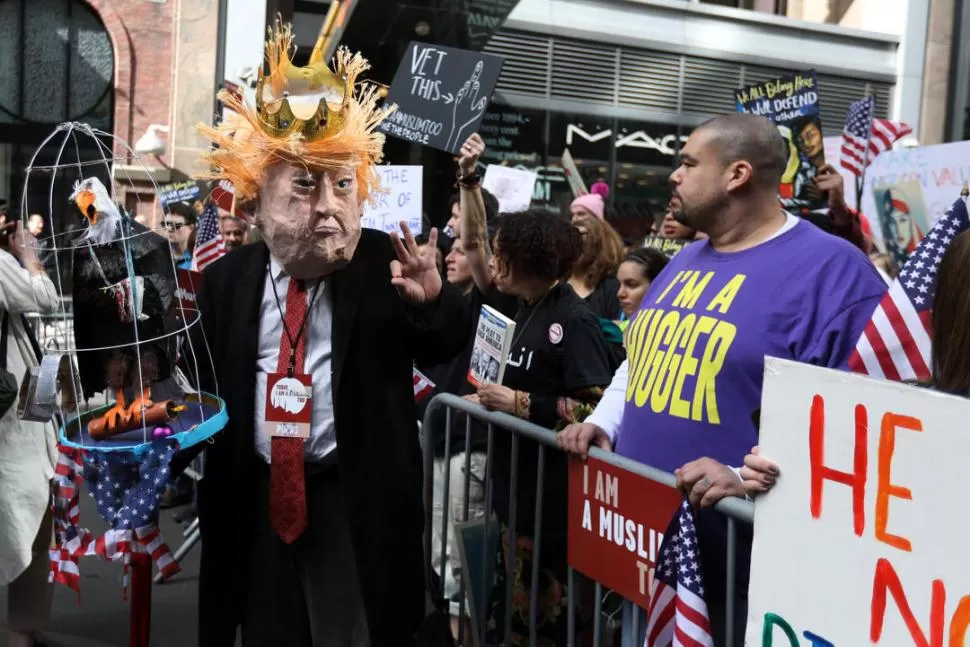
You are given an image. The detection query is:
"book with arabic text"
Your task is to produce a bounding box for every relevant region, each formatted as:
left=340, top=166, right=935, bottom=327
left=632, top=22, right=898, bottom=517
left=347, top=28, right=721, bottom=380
left=468, top=305, right=516, bottom=389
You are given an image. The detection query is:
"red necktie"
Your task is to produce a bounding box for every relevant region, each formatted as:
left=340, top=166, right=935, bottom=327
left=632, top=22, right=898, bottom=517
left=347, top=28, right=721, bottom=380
left=269, top=277, right=309, bottom=544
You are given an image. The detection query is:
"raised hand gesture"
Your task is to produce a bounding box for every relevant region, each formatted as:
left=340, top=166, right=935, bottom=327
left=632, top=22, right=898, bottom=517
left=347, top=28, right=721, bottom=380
left=447, top=61, right=488, bottom=152
left=458, top=134, right=485, bottom=177
left=389, top=222, right=443, bottom=305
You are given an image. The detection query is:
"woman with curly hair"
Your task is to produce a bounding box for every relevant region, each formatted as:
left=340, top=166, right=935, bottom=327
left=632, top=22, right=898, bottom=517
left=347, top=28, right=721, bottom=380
left=458, top=141, right=616, bottom=645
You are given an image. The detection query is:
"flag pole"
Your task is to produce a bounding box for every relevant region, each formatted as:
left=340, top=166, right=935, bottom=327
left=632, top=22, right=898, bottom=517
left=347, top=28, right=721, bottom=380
left=855, top=95, right=875, bottom=213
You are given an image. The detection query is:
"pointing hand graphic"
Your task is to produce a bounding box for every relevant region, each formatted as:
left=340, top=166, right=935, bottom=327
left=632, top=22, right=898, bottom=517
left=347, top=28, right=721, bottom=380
left=447, top=61, right=488, bottom=152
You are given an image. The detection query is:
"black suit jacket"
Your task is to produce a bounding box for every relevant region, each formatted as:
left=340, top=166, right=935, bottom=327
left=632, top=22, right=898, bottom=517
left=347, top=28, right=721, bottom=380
left=188, top=231, right=469, bottom=646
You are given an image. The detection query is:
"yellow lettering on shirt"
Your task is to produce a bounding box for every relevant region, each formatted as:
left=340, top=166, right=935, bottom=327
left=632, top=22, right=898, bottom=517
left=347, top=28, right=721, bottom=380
left=669, top=315, right=717, bottom=419
left=624, top=271, right=746, bottom=424
left=654, top=271, right=685, bottom=305
left=691, top=321, right=736, bottom=424
left=650, top=314, right=696, bottom=413
left=627, top=308, right=652, bottom=363
left=705, top=274, right=747, bottom=314
left=634, top=311, right=679, bottom=407
left=671, top=271, right=714, bottom=310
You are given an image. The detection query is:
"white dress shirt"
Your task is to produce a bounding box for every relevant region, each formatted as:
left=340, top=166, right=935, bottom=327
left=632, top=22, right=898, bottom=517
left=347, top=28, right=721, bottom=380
left=253, top=259, right=336, bottom=464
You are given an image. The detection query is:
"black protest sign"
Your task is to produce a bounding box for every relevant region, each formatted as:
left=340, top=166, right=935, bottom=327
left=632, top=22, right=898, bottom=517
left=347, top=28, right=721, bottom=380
left=736, top=70, right=826, bottom=212
left=642, top=235, right=692, bottom=258
left=158, top=180, right=206, bottom=208
left=379, top=42, right=504, bottom=154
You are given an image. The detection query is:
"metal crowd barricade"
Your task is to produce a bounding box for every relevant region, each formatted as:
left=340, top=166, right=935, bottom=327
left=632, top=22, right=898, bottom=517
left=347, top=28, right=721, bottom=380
left=23, top=296, right=75, bottom=352
left=422, top=393, right=755, bottom=647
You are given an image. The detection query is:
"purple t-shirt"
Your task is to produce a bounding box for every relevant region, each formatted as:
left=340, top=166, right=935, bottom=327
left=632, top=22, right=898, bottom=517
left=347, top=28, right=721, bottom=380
left=616, top=221, right=886, bottom=473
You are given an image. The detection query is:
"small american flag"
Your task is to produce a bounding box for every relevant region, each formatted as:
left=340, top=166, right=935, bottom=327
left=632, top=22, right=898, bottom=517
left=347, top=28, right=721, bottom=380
left=849, top=197, right=970, bottom=381
left=193, top=200, right=226, bottom=271
left=644, top=498, right=713, bottom=647
left=413, top=367, right=435, bottom=403
left=840, top=97, right=913, bottom=177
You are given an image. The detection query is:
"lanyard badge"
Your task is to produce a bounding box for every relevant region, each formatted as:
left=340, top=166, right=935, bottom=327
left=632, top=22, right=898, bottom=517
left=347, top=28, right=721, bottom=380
left=265, top=372, right=312, bottom=439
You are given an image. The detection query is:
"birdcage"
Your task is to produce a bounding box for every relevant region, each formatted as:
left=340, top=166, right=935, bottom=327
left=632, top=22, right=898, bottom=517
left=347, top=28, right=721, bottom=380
left=17, top=121, right=227, bottom=591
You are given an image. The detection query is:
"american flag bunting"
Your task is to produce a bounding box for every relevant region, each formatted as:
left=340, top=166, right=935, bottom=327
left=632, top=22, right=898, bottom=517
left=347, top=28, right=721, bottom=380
left=50, top=441, right=182, bottom=594
left=849, top=197, right=970, bottom=381
left=644, top=498, right=713, bottom=647
left=840, top=97, right=912, bottom=177
left=193, top=200, right=227, bottom=271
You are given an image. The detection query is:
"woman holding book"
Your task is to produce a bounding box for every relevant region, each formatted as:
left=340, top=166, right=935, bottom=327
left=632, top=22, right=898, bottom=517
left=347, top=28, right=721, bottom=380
left=458, top=134, right=617, bottom=645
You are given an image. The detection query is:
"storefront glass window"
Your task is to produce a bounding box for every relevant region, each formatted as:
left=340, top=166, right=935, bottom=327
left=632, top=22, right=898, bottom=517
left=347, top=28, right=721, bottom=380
left=0, top=0, right=114, bottom=289
left=478, top=104, right=553, bottom=208
left=473, top=102, right=700, bottom=239
left=547, top=111, right=613, bottom=213
left=612, top=120, right=687, bottom=233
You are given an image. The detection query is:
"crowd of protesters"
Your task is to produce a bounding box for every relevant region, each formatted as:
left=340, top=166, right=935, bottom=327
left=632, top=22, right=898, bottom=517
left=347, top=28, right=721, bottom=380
left=0, top=106, right=964, bottom=647
left=414, top=116, right=939, bottom=646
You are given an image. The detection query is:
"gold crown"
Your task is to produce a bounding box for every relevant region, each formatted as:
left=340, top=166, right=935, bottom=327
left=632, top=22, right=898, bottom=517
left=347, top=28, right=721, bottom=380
left=253, top=16, right=354, bottom=141
left=198, top=14, right=393, bottom=203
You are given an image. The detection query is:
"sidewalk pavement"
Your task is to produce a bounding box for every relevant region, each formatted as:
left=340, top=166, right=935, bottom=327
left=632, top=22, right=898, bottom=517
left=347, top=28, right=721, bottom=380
left=0, top=493, right=200, bottom=647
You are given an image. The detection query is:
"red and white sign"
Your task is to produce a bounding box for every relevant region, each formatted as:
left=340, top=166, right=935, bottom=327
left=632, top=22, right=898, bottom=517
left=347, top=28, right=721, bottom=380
left=210, top=179, right=244, bottom=218
left=264, top=372, right=312, bottom=439
left=567, top=456, right=681, bottom=609
left=174, top=269, right=201, bottom=316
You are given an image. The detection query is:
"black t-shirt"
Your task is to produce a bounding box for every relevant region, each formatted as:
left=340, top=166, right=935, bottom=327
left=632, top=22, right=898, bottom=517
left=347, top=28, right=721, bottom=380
left=582, top=276, right=621, bottom=321
left=493, top=282, right=614, bottom=539
left=502, top=282, right=613, bottom=423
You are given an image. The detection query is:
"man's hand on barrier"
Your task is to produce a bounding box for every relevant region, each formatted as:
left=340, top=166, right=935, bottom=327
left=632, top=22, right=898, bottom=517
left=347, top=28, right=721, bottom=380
left=739, top=446, right=779, bottom=496
left=556, top=423, right=612, bottom=460
left=462, top=394, right=481, bottom=405
left=675, top=458, right=746, bottom=509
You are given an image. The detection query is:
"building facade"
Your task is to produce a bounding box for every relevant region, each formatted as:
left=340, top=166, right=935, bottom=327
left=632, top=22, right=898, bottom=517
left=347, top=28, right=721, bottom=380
left=0, top=0, right=949, bottom=241
left=0, top=0, right=221, bottom=239
left=473, top=0, right=934, bottom=235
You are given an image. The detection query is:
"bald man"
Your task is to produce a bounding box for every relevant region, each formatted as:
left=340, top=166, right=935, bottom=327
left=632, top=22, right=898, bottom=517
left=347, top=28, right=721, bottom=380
left=220, top=215, right=248, bottom=251
left=559, top=113, right=886, bottom=645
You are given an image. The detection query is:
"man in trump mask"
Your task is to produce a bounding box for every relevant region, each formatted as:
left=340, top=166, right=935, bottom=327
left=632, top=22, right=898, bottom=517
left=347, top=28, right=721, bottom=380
left=185, top=19, right=468, bottom=646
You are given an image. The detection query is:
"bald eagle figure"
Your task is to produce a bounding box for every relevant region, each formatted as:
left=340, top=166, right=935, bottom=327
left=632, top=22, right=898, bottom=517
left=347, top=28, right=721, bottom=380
left=70, top=176, right=180, bottom=427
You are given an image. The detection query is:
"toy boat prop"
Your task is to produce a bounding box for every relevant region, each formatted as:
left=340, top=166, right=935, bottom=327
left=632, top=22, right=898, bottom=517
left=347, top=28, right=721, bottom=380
left=60, top=391, right=227, bottom=457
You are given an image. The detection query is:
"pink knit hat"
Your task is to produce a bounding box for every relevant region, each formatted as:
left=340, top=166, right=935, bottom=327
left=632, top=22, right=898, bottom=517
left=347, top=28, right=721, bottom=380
left=570, top=182, right=610, bottom=220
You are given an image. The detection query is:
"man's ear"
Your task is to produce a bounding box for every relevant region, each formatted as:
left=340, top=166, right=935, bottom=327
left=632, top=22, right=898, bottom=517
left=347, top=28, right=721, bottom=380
left=725, top=160, right=755, bottom=193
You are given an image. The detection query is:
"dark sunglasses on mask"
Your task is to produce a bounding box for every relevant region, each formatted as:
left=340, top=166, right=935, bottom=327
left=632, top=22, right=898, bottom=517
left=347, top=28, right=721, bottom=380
left=162, top=221, right=185, bottom=231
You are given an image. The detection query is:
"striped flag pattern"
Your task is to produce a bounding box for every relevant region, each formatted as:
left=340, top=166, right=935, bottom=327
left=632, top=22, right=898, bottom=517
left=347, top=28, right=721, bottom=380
left=50, top=443, right=181, bottom=594
left=413, top=367, right=435, bottom=403
left=644, top=498, right=713, bottom=647
left=840, top=96, right=913, bottom=177
left=193, top=200, right=227, bottom=271
left=849, top=197, right=970, bottom=381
